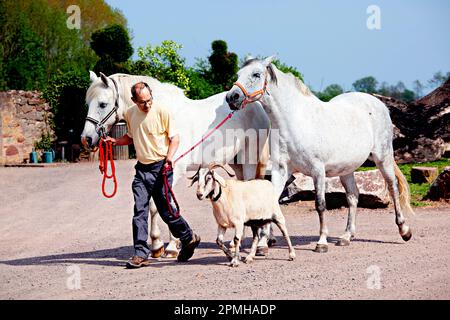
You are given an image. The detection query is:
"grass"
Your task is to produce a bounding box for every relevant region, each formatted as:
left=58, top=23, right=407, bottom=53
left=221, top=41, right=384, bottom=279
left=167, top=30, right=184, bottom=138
left=358, top=158, right=450, bottom=207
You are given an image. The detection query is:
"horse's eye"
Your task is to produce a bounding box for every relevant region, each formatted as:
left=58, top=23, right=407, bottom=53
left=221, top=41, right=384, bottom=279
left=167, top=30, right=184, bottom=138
left=253, top=73, right=261, bottom=78
left=99, top=102, right=107, bottom=109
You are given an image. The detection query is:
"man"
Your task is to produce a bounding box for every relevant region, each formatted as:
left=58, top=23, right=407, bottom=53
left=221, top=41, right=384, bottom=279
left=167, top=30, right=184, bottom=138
left=106, top=82, right=200, bottom=268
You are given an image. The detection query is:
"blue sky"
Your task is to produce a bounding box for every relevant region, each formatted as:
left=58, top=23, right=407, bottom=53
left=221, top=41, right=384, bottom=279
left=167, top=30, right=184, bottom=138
left=105, top=0, right=450, bottom=93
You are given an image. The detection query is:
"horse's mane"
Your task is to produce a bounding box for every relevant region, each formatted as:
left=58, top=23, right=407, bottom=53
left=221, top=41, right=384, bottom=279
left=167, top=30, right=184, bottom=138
left=86, top=73, right=187, bottom=103
left=243, top=58, right=314, bottom=98
left=271, top=64, right=313, bottom=97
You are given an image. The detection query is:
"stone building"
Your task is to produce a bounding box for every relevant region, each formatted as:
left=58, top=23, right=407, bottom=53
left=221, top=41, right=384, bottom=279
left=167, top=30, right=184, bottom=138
left=0, top=90, right=54, bottom=165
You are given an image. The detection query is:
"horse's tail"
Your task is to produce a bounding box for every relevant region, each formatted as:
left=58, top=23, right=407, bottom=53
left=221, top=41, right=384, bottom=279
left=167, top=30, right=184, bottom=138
left=394, top=162, right=415, bottom=216
left=255, top=134, right=270, bottom=179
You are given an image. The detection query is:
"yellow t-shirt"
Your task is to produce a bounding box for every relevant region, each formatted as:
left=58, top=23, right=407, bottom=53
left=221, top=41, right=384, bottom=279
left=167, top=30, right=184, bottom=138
left=124, top=103, right=178, bottom=164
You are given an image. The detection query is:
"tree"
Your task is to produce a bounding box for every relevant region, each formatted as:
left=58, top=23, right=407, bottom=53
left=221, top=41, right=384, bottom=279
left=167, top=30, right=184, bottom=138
left=208, top=40, right=238, bottom=90
left=317, top=84, right=344, bottom=102
left=412, top=80, right=425, bottom=99
left=130, top=40, right=190, bottom=92
left=43, top=71, right=91, bottom=145
left=428, top=71, right=450, bottom=88
left=2, top=11, right=46, bottom=90
left=352, top=76, right=378, bottom=93
left=91, top=24, right=133, bottom=75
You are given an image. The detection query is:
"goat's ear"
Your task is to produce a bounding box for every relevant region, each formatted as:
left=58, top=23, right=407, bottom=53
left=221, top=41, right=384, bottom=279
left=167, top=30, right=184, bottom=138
left=212, top=170, right=227, bottom=187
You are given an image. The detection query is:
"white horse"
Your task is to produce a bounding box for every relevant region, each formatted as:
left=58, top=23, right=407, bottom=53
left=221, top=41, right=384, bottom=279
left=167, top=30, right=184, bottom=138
left=81, top=71, right=270, bottom=257
left=226, top=56, right=414, bottom=253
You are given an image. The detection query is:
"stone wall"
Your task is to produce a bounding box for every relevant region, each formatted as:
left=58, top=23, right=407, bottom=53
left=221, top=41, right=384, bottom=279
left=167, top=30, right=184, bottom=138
left=0, top=90, right=53, bottom=165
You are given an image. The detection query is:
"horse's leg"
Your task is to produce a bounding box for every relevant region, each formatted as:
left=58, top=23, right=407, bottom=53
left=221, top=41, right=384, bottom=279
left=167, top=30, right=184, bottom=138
left=149, top=199, right=165, bottom=258
left=337, top=173, right=359, bottom=246
left=313, top=168, right=329, bottom=253
left=374, top=155, right=412, bottom=241
left=256, top=162, right=289, bottom=255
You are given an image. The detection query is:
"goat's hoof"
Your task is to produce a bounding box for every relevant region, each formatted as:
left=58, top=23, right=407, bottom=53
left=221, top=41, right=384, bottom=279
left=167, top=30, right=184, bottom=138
left=244, top=257, right=254, bottom=264
left=255, top=246, right=268, bottom=256
left=314, top=244, right=328, bottom=253
left=230, top=260, right=240, bottom=267
left=288, top=253, right=296, bottom=261
left=336, top=238, right=351, bottom=247
left=268, top=238, right=277, bottom=247
left=161, top=250, right=179, bottom=259
left=151, top=246, right=165, bottom=258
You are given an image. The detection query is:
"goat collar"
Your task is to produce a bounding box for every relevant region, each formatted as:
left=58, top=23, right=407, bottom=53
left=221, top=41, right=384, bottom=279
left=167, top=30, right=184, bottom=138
left=211, top=185, right=222, bottom=202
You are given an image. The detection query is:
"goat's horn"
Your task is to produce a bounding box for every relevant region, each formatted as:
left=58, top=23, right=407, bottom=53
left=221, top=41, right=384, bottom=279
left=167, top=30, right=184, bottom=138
left=187, top=165, right=201, bottom=180
left=208, top=162, right=236, bottom=177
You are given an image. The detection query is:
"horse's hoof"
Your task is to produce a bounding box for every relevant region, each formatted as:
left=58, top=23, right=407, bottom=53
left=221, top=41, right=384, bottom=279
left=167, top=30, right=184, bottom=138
left=255, top=246, right=268, bottom=256
left=314, top=244, right=328, bottom=253
left=401, top=229, right=412, bottom=242
left=268, top=238, right=277, bottom=247
left=162, top=250, right=179, bottom=259
left=151, top=246, right=165, bottom=258
left=336, top=238, right=351, bottom=247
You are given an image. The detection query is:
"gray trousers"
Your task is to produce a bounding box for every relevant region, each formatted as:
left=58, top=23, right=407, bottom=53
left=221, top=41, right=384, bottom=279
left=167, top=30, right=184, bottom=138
left=132, top=160, right=193, bottom=258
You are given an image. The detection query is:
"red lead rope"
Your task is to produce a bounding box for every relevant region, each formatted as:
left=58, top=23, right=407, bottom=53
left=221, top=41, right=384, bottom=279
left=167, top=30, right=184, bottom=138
left=98, top=138, right=117, bottom=198
left=98, top=111, right=236, bottom=216
left=162, top=110, right=236, bottom=217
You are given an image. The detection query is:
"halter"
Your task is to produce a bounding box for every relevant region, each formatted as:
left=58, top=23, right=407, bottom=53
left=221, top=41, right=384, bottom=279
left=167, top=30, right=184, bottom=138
left=233, top=71, right=269, bottom=109
left=85, top=77, right=121, bottom=139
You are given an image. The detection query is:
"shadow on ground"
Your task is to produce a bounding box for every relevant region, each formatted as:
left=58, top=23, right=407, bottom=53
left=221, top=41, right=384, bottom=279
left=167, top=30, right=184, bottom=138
left=0, top=235, right=402, bottom=268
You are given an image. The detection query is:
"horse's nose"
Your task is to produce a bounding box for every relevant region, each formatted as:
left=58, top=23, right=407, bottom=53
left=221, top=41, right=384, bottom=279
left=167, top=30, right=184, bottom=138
left=86, top=136, right=93, bottom=148
left=226, top=91, right=241, bottom=104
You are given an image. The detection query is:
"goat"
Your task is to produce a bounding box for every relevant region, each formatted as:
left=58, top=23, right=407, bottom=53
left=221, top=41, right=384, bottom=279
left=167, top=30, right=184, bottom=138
left=189, top=163, right=296, bottom=267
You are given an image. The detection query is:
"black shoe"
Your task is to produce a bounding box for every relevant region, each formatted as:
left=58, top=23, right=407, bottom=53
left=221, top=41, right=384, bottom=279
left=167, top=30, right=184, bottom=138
left=126, top=255, right=151, bottom=269
left=177, top=234, right=201, bottom=262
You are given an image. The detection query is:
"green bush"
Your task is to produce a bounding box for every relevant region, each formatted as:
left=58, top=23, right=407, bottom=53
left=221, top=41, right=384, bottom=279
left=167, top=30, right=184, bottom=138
left=34, top=133, right=53, bottom=151
left=43, top=71, right=91, bottom=144
left=131, top=40, right=190, bottom=92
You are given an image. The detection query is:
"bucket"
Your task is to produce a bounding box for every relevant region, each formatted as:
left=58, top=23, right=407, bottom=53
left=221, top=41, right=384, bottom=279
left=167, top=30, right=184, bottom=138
left=30, top=151, right=38, bottom=163
left=43, top=151, right=53, bottom=163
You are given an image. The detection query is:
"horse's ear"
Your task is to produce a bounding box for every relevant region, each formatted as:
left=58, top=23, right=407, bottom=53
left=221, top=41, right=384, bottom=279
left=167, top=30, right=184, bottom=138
left=99, top=72, right=110, bottom=87
left=263, top=55, right=277, bottom=66
left=245, top=55, right=255, bottom=62
left=89, top=71, right=98, bottom=83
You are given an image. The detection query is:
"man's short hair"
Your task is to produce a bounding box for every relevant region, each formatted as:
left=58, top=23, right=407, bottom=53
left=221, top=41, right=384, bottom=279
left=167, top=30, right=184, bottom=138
left=131, top=82, right=152, bottom=99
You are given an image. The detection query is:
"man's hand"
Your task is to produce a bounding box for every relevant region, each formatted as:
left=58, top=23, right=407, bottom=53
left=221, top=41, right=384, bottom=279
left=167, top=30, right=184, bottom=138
left=104, top=136, right=116, bottom=145
left=164, top=158, right=173, bottom=169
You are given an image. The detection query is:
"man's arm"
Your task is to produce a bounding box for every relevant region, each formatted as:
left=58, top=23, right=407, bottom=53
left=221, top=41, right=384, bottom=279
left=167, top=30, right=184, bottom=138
left=165, top=134, right=180, bottom=167
left=105, top=134, right=133, bottom=146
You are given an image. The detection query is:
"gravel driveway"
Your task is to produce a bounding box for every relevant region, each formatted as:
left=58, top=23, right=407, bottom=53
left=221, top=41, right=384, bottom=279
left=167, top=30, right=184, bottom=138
left=0, top=161, right=449, bottom=299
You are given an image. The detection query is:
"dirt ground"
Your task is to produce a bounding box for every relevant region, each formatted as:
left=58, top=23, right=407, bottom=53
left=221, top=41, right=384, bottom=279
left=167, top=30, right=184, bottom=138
left=0, top=160, right=449, bottom=300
